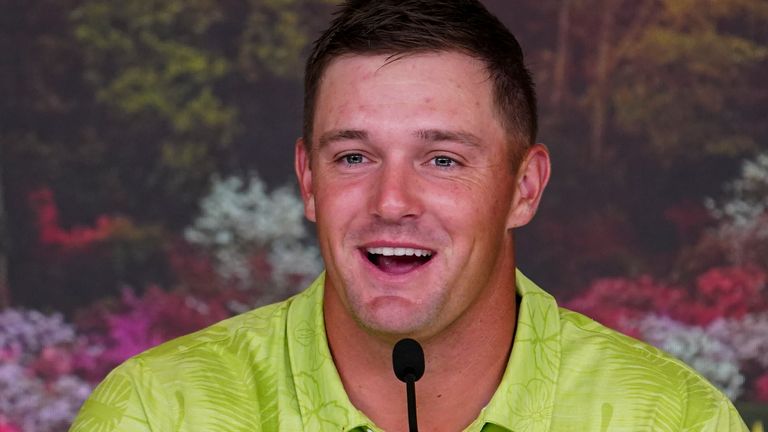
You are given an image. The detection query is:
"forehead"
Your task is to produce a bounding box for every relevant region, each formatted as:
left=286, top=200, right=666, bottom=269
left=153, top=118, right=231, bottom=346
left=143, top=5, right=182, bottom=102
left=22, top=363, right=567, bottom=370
left=312, top=51, right=502, bottom=142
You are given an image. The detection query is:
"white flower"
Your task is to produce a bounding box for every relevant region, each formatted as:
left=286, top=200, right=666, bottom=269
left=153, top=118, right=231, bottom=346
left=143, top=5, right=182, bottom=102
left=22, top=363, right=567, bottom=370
left=705, top=151, right=768, bottom=264
left=708, top=312, right=768, bottom=368
left=185, top=173, right=322, bottom=300
left=0, top=316, right=92, bottom=432
left=707, top=151, right=768, bottom=227
left=636, top=314, right=744, bottom=400
left=0, top=309, right=76, bottom=364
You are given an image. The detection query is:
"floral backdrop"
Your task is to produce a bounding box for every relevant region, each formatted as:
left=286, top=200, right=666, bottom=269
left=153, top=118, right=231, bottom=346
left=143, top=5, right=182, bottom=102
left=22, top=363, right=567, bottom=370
left=1, top=0, right=767, bottom=430
left=0, top=174, right=322, bottom=431
left=2, top=156, right=768, bottom=430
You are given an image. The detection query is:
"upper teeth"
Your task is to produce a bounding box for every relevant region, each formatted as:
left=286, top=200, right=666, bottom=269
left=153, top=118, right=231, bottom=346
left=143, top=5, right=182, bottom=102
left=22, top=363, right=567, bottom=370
left=367, top=247, right=432, bottom=257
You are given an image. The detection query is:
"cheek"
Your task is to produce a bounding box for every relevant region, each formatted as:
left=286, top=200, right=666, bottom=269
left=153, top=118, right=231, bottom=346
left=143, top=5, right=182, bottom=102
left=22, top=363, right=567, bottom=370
left=427, top=181, right=500, bottom=223
left=314, top=178, right=369, bottom=226
left=428, top=187, right=513, bottom=264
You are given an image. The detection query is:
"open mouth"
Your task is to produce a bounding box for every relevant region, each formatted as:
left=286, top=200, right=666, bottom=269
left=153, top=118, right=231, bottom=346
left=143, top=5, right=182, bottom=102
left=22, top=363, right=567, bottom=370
left=364, top=247, right=434, bottom=275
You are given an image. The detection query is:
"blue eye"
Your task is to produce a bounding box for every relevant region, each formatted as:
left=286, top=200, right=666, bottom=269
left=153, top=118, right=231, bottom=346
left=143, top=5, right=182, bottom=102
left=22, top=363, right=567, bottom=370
left=433, top=156, right=456, bottom=168
left=342, top=154, right=364, bottom=165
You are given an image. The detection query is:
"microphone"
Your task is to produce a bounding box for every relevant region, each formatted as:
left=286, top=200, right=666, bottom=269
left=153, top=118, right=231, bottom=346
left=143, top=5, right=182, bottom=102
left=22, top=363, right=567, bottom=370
left=392, top=338, right=425, bottom=432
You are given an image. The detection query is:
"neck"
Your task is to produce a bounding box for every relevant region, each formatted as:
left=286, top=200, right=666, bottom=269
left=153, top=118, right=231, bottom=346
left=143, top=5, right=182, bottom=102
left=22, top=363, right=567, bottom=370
left=324, top=267, right=517, bottom=431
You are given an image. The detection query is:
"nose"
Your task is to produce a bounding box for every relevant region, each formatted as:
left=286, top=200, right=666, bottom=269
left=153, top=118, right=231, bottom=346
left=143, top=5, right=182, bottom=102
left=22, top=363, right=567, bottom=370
left=371, top=161, right=422, bottom=222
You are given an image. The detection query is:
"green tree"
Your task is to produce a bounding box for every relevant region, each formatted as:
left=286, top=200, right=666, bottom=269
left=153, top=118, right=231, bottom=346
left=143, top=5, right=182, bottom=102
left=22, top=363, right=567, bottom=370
left=612, top=0, right=768, bottom=161
left=511, top=0, right=768, bottom=294
left=1, top=0, right=333, bottom=310
left=70, top=0, right=333, bottom=225
left=525, top=0, right=767, bottom=164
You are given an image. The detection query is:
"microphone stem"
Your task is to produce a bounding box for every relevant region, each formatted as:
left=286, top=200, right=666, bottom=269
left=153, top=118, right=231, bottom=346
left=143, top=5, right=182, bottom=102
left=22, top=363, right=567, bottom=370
left=406, top=377, right=418, bottom=432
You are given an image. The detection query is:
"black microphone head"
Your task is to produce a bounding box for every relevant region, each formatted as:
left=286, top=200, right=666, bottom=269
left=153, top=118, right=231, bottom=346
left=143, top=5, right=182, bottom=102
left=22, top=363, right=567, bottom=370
left=392, top=338, right=425, bottom=382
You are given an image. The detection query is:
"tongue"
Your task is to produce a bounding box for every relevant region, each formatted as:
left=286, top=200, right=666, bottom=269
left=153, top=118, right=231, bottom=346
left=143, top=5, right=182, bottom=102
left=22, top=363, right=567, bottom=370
left=377, top=255, right=425, bottom=275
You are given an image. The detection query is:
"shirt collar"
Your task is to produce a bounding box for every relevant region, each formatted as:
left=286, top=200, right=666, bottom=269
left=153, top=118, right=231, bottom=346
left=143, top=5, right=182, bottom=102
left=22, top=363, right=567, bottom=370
left=476, top=269, right=562, bottom=432
left=287, top=273, right=375, bottom=431
left=286, top=270, right=561, bottom=432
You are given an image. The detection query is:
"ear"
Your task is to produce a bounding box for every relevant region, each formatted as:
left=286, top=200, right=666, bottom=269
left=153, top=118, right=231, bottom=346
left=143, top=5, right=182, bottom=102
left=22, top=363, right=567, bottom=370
left=506, top=143, right=551, bottom=229
left=295, top=138, right=316, bottom=222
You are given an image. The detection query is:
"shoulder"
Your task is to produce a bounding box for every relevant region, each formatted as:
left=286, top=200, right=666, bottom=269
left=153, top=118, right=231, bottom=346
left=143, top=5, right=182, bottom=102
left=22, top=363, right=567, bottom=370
left=553, top=307, right=747, bottom=431
left=556, top=306, right=723, bottom=399
left=138, top=298, right=293, bottom=365
left=71, top=295, right=304, bottom=431
left=557, top=306, right=711, bottom=387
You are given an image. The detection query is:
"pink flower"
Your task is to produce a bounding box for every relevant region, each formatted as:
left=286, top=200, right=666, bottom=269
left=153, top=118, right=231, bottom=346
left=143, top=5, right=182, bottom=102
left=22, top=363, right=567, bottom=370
left=565, top=276, right=688, bottom=335
left=31, top=346, right=74, bottom=381
left=755, top=373, right=768, bottom=402
left=73, top=285, right=238, bottom=382
left=0, top=417, right=21, bottom=432
left=0, top=345, right=21, bottom=362
left=692, top=266, right=766, bottom=324
left=27, top=187, right=119, bottom=251
left=567, top=265, right=768, bottom=331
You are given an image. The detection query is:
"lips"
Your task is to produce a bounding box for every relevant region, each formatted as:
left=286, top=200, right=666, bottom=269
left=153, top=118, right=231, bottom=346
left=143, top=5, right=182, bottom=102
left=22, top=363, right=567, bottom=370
left=364, top=246, right=434, bottom=275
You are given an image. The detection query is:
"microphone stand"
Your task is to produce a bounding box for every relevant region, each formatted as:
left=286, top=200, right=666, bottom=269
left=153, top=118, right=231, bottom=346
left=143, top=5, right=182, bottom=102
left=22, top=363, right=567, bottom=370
left=405, top=375, right=418, bottom=432
left=392, top=338, right=425, bottom=432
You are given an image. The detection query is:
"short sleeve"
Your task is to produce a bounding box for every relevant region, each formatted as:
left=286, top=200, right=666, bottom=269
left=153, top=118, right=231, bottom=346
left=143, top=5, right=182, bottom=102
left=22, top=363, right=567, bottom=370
left=69, top=358, right=167, bottom=432
left=707, top=397, right=750, bottom=432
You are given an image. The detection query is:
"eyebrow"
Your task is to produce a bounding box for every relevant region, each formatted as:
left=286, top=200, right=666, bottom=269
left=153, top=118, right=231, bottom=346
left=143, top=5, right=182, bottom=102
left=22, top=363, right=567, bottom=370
left=317, top=129, right=369, bottom=149
left=316, top=128, right=482, bottom=149
left=415, top=129, right=481, bottom=148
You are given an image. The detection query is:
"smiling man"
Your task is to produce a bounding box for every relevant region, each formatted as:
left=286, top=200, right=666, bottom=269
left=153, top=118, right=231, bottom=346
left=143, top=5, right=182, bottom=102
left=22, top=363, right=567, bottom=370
left=295, top=49, right=546, bottom=430
left=71, top=1, right=748, bottom=431
left=301, top=51, right=537, bottom=340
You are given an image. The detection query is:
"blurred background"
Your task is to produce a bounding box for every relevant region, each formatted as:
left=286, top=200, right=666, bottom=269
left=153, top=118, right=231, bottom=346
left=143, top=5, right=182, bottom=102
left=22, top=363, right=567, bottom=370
left=1, top=0, right=767, bottom=430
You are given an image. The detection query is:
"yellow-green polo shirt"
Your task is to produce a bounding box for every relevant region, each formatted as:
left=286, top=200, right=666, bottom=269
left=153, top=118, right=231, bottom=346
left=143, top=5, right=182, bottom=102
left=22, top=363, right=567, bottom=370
left=70, top=271, right=747, bottom=431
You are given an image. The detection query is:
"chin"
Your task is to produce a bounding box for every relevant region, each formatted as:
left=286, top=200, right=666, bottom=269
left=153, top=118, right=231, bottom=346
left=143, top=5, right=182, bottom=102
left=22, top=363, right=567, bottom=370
left=351, top=296, right=442, bottom=338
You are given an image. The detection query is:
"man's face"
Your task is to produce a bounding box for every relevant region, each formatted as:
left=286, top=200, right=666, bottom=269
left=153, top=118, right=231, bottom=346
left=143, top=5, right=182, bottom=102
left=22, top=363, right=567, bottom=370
left=297, top=52, right=532, bottom=340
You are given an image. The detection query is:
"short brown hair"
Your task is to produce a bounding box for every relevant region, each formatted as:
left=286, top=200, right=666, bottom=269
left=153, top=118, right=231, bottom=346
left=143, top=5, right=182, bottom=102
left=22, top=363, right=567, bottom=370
left=303, top=0, right=537, bottom=163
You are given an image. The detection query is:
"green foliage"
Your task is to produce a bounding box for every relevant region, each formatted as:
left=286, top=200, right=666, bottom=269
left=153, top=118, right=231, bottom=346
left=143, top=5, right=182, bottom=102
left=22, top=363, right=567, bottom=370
left=3, top=0, right=765, bottom=319
left=239, top=0, right=314, bottom=79
left=612, top=0, right=768, bottom=160
left=516, top=0, right=768, bottom=300
left=72, top=0, right=237, bottom=220
left=63, top=0, right=333, bottom=225
left=1, top=0, right=333, bottom=309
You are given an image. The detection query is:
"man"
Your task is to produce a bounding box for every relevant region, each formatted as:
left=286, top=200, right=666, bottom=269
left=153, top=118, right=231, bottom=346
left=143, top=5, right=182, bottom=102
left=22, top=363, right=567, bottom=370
left=71, top=1, right=748, bottom=431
